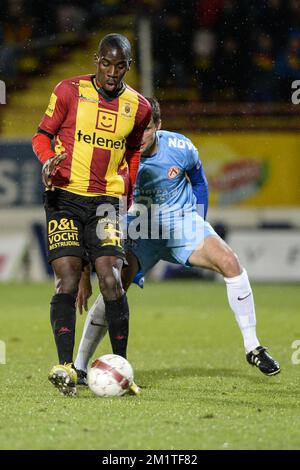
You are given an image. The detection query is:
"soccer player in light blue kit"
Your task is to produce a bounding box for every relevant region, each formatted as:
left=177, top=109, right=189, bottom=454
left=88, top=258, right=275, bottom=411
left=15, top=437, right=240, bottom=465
left=75, top=98, right=280, bottom=389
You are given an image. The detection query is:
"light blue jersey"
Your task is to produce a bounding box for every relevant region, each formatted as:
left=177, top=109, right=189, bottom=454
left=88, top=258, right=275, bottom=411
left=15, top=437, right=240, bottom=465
left=133, top=130, right=201, bottom=210
left=127, top=130, right=218, bottom=276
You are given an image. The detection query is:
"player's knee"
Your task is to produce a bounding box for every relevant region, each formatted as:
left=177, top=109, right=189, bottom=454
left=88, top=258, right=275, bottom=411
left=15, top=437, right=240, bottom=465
left=53, top=257, right=82, bottom=295
left=55, top=269, right=81, bottom=295
left=219, top=251, right=241, bottom=278
left=99, top=273, right=123, bottom=300
left=55, top=279, right=79, bottom=295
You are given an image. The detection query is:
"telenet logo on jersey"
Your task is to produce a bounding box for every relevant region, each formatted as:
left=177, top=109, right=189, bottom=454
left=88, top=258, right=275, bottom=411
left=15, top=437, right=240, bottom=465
left=77, top=130, right=126, bottom=150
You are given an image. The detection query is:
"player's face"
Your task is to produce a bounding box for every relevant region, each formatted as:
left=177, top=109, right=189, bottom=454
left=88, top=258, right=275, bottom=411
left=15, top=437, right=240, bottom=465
left=141, top=117, right=160, bottom=155
left=95, top=46, right=131, bottom=92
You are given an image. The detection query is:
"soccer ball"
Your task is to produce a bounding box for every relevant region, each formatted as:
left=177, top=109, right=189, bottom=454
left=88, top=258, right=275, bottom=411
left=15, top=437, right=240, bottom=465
left=88, top=354, right=134, bottom=397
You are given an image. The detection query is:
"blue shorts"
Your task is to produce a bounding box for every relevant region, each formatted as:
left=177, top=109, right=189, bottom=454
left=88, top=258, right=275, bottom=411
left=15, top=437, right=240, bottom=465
left=125, top=213, right=218, bottom=275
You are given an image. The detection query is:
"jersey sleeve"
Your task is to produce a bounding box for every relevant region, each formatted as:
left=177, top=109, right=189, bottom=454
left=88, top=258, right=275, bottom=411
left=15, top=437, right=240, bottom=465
left=186, top=162, right=209, bottom=219
left=126, top=97, right=151, bottom=150
left=185, top=141, right=201, bottom=171
left=38, top=80, right=71, bottom=136
left=125, top=97, right=151, bottom=206
left=124, top=148, right=141, bottom=208
left=32, top=132, right=56, bottom=164
left=185, top=142, right=209, bottom=219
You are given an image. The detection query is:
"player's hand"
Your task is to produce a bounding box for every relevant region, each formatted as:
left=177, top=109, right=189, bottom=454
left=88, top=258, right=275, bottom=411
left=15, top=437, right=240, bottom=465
left=76, top=269, right=92, bottom=315
left=42, top=153, right=67, bottom=190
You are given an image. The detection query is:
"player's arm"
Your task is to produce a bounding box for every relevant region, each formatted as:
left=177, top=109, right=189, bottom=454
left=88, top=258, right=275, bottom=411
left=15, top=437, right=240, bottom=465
left=33, top=134, right=67, bottom=190
left=124, top=147, right=141, bottom=208
left=186, top=161, right=209, bottom=219
left=32, top=81, right=69, bottom=189
left=125, top=100, right=151, bottom=208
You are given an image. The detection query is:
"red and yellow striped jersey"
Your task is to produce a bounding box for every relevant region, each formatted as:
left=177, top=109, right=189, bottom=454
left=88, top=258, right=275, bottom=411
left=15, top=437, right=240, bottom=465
left=35, top=74, right=151, bottom=197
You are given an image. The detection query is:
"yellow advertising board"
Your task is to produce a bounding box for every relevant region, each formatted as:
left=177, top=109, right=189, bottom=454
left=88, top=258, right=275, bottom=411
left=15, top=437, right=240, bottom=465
left=186, top=132, right=300, bottom=207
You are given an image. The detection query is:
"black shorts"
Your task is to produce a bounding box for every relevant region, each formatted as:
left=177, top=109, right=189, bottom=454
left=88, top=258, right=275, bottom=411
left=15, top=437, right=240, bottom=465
left=43, top=188, right=126, bottom=264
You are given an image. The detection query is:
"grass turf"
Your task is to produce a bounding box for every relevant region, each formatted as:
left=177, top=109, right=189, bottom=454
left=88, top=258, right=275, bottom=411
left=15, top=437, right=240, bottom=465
left=0, top=281, right=299, bottom=450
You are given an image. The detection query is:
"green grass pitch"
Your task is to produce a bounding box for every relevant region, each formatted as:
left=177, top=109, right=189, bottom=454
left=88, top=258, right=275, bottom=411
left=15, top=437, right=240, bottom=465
left=0, top=280, right=299, bottom=450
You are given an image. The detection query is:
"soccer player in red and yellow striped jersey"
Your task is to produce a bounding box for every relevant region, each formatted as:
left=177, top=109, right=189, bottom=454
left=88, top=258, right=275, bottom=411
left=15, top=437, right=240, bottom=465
left=32, top=33, right=151, bottom=396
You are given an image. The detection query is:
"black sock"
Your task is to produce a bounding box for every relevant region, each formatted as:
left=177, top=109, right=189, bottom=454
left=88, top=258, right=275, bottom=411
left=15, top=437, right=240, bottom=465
left=105, top=294, right=129, bottom=358
left=50, top=293, right=76, bottom=364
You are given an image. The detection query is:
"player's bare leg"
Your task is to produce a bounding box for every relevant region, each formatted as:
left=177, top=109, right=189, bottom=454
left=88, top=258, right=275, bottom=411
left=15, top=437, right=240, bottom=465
left=188, top=235, right=280, bottom=376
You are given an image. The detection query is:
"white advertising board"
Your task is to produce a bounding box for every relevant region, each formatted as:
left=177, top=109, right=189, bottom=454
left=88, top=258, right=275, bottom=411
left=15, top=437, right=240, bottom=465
left=0, top=234, right=28, bottom=281
left=227, top=230, right=300, bottom=281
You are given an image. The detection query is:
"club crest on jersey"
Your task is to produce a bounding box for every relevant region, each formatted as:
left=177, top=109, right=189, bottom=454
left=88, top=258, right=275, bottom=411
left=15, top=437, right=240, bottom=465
left=167, top=166, right=180, bottom=179
left=121, top=102, right=133, bottom=118
left=96, top=109, right=118, bottom=133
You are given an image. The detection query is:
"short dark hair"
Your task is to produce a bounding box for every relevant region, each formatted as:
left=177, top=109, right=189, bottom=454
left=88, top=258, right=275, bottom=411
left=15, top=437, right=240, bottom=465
left=98, top=33, right=131, bottom=61
left=146, top=97, right=161, bottom=125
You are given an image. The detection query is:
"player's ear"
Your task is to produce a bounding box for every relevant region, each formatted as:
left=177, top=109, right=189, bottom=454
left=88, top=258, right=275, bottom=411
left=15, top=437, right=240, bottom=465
left=94, top=53, right=99, bottom=66
left=157, top=119, right=162, bottom=130
left=127, top=59, right=132, bottom=71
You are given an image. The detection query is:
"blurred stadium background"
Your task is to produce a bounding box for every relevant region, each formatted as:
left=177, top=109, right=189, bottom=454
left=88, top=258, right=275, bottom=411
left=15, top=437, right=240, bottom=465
left=1, top=0, right=300, bottom=283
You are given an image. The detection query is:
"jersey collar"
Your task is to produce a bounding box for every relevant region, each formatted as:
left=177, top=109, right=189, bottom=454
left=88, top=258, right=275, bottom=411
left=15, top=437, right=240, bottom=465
left=91, top=75, right=126, bottom=101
